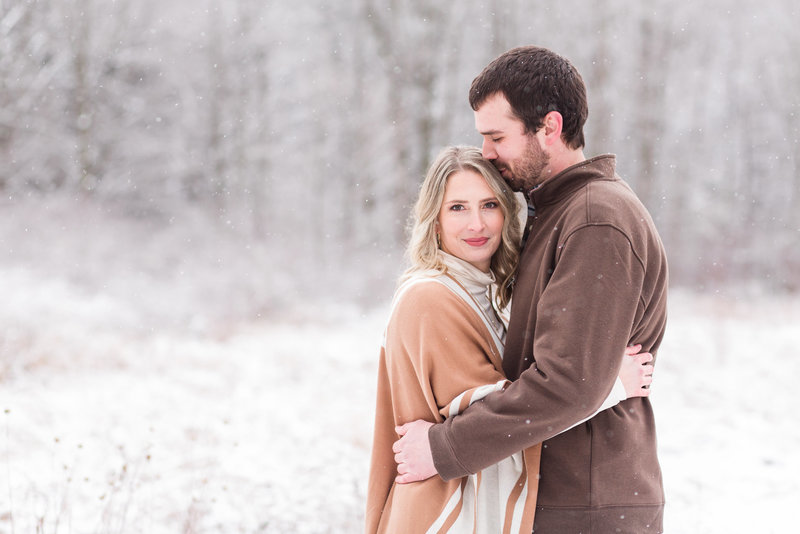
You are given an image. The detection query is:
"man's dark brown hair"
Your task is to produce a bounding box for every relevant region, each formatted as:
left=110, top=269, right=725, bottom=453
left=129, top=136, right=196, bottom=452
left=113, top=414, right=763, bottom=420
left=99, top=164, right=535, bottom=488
left=469, top=46, right=588, bottom=150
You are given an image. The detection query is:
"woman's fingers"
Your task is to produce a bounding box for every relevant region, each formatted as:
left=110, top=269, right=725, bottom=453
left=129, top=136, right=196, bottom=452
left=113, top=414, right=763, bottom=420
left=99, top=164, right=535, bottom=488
left=624, top=344, right=642, bottom=355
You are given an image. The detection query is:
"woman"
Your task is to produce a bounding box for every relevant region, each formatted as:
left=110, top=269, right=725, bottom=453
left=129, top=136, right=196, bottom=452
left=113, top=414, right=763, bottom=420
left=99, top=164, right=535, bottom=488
left=366, top=146, right=652, bottom=533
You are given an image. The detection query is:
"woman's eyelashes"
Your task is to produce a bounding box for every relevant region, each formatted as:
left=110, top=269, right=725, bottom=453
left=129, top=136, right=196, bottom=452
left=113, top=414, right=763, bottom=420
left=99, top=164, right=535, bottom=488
left=447, top=199, right=499, bottom=212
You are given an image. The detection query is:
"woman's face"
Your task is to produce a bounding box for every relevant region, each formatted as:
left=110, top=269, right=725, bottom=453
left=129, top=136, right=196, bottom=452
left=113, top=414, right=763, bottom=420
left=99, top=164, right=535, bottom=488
left=437, top=170, right=504, bottom=273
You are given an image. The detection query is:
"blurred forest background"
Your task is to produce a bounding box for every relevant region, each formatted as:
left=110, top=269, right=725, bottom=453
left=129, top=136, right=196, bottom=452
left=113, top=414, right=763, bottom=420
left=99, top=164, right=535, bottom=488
left=2, top=2, right=799, bottom=531
left=1, top=0, right=799, bottom=319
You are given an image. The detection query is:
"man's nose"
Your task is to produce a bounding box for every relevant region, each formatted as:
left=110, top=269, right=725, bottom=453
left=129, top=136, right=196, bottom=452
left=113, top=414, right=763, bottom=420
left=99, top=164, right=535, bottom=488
left=481, top=139, right=497, bottom=160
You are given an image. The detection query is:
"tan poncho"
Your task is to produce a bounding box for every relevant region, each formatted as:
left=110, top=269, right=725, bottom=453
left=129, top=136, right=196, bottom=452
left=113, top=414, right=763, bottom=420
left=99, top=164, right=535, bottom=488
left=366, top=256, right=541, bottom=533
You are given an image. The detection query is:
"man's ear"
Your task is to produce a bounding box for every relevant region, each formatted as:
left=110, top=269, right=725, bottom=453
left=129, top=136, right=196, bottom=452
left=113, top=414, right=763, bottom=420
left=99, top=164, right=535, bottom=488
left=542, top=111, right=563, bottom=146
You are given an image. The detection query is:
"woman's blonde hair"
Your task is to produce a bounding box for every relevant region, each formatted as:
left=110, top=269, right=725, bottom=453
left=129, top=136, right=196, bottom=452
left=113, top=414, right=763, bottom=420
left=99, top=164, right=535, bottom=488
left=401, top=146, right=521, bottom=310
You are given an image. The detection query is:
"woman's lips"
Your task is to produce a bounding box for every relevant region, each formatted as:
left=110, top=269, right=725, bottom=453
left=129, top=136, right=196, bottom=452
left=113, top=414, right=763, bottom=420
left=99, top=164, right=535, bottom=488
left=464, top=237, right=489, bottom=247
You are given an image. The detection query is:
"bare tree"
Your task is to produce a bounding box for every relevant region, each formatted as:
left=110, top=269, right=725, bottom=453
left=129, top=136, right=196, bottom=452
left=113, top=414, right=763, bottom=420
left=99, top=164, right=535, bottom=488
left=361, top=0, right=452, bottom=242
left=1, top=0, right=798, bottom=295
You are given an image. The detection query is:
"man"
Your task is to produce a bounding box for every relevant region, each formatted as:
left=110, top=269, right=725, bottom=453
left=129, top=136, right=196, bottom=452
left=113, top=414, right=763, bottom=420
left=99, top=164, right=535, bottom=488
left=392, top=46, right=668, bottom=533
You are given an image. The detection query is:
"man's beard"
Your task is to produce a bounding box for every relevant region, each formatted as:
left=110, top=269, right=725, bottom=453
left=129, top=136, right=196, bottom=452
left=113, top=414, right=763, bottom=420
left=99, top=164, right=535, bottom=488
left=499, top=137, right=550, bottom=193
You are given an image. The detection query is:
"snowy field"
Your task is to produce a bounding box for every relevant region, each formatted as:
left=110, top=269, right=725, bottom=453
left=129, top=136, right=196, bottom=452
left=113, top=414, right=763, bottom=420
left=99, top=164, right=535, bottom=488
left=1, top=197, right=798, bottom=533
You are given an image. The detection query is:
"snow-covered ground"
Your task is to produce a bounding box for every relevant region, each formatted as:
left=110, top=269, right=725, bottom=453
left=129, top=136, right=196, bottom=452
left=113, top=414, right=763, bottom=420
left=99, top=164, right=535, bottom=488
left=0, top=196, right=798, bottom=533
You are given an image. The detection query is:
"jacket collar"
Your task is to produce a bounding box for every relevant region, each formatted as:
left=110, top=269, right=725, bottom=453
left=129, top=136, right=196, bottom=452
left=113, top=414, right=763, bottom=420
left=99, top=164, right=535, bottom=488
left=527, top=154, right=617, bottom=209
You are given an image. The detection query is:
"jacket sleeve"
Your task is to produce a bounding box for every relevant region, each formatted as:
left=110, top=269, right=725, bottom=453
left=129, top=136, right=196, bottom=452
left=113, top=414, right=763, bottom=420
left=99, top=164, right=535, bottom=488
left=429, top=224, right=645, bottom=480
left=560, top=377, right=626, bottom=433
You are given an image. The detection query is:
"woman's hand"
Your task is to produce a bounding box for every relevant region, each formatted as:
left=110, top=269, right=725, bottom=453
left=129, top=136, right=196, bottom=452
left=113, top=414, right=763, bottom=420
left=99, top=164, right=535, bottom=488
left=619, top=344, right=654, bottom=398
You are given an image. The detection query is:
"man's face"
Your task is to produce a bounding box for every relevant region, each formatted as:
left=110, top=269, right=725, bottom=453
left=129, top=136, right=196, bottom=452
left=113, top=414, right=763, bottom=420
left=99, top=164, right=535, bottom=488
left=475, top=93, right=550, bottom=192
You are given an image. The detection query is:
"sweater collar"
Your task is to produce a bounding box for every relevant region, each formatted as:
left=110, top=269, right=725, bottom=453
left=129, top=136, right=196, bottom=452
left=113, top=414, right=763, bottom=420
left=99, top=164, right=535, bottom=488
left=527, top=154, right=617, bottom=209
left=440, top=251, right=495, bottom=292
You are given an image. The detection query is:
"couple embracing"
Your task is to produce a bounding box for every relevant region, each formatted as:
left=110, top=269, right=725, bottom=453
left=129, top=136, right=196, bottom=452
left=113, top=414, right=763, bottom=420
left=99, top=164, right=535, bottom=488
left=367, top=46, right=668, bottom=534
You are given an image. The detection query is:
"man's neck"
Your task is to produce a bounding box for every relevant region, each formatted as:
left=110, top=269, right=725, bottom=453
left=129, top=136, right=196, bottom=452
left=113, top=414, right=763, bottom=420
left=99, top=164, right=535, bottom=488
left=542, top=148, right=586, bottom=183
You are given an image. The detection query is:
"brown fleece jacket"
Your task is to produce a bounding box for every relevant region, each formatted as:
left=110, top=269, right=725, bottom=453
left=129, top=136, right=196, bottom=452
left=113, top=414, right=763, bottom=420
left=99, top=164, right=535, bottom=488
left=428, top=155, right=669, bottom=533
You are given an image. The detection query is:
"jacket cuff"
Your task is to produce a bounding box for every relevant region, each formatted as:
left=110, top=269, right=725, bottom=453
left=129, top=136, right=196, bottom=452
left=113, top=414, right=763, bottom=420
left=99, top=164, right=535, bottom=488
left=429, top=420, right=471, bottom=481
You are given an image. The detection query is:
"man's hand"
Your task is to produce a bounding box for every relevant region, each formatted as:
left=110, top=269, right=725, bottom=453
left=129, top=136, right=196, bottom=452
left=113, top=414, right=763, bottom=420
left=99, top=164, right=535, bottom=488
left=392, top=420, right=437, bottom=484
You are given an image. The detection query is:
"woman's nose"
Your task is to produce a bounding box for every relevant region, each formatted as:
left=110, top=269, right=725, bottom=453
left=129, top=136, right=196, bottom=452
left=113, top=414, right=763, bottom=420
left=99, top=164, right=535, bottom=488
left=468, top=211, right=486, bottom=231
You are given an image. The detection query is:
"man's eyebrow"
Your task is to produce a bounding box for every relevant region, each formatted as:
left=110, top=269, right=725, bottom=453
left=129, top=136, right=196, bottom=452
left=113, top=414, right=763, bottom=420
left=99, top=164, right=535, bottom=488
left=478, top=129, right=503, bottom=136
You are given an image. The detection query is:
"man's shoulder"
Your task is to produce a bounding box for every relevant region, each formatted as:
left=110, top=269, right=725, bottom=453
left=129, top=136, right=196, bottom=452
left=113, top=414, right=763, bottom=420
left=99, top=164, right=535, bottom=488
left=568, top=177, right=654, bottom=233
left=554, top=178, right=665, bottom=263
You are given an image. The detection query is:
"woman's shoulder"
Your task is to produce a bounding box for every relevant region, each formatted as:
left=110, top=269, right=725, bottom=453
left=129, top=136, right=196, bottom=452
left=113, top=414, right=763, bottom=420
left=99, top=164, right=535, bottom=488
left=393, top=275, right=460, bottom=311
left=387, top=275, right=481, bottom=341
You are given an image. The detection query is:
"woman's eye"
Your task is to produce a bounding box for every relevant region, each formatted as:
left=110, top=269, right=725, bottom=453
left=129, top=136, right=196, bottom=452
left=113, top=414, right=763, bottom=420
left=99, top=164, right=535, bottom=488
left=484, top=201, right=499, bottom=209
left=449, top=204, right=465, bottom=211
